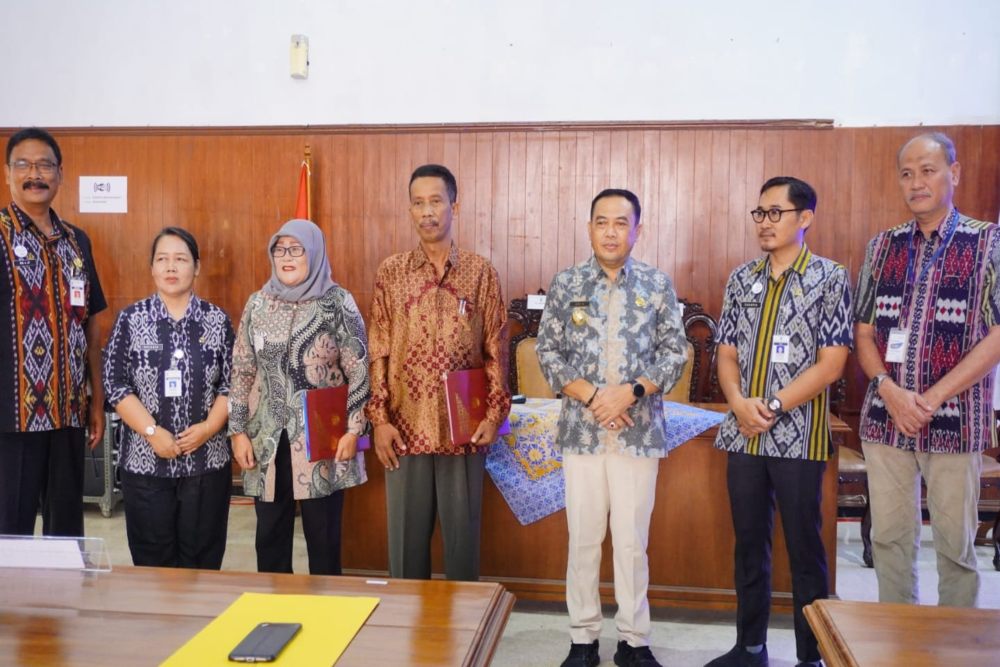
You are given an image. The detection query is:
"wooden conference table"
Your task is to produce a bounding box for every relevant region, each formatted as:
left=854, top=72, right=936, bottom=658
left=804, top=598, right=1000, bottom=666
left=0, top=565, right=514, bottom=666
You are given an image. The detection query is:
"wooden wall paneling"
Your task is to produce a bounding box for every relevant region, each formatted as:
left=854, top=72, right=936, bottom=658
left=708, top=130, right=731, bottom=304
left=555, top=131, right=577, bottom=272
left=490, top=133, right=511, bottom=296
left=572, top=131, right=594, bottom=267
left=456, top=132, right=478, bottom=255
left=631, top=130, right=661, bottom=268
left=655, top=131, right=678, bottom=288
left=506, top=132, right=527, bottom=301
left=473, top=133, right=494, bottom=262
left=327, top=135, right=349, bottom=288
left=726, top=129, right=750, bottom=283
left=691, top=131, right=715, bottom=310
left=522, top=133, right=544, bottom=296
left=741, top=131, right=765, bottom=265
left=392, top=133, right=416, bottom=258
left=672, top=132, right=696, bottom=301
left=538, top=132, right=560, bottom=286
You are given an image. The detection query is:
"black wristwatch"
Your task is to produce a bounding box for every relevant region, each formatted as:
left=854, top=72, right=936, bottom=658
left=766, top=395, right=784, bottom=418
left=872, top=372, right=890, bottom=390
left=631, top=380, right=646, bottom=399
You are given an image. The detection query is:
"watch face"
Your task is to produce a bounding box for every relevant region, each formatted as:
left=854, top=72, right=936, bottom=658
left=633, top=382, right=645, bottom=398
left=145, top=426, right=156, bottom=436
left=768, top=399, right=781, bottom=411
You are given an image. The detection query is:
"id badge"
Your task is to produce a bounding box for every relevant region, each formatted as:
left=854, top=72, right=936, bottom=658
left=771, top=335, right=791, bottom=364
left=885, top=328, right=907, bottom=363
left=69, top=278, right=86, bottom=307
left=164, top=369, right=183, bottom=397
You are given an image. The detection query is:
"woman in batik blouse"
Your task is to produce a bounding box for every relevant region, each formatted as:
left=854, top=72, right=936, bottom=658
left=103, top=227, right=235, bottom=569
left=229, top=219, right=369, bottom=575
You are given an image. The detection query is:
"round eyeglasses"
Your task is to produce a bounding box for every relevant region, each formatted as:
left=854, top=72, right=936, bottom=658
left=750, top=207, right=805, bottom=224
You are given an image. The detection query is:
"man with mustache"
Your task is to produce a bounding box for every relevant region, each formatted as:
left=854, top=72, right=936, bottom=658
left=854, top=132, right=1000, bottom=608
left=709, top=177, right=852, bottom=667
left=0, top=127, right=107, bottom=537
left=367, top=163, right=510, bottom=581
left=537, top=189, right=687, bottom=667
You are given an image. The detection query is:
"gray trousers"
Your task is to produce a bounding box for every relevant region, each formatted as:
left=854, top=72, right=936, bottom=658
left=385, top=451, right=486, bottom=581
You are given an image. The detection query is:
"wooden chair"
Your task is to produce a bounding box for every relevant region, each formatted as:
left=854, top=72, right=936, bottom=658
left=506, top=292, right=719, bottom=402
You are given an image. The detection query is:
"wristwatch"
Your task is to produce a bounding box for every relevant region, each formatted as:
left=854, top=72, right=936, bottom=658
left=872, top=372, right=890, bottom=390
left=631, top=380, right=646, bottom=399
left=143, top=424, right=157, bottom=438
left=766, top=395, right=784, bottom=418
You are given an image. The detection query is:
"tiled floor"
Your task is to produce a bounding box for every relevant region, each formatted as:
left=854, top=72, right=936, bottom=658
left=79, top=502, right=999, bottom=666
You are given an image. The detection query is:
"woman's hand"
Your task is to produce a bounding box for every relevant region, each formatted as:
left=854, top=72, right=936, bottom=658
left=231, top=433, right=256, bottom=469
left=176, top=421, right=213, bottom=454
left=148, top=427, right=182, bottom=459
left=334, top=433, right=359, bottom=462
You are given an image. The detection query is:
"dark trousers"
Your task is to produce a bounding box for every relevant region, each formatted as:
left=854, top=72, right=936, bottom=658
left=254, top=430, right=345, bottom=575
left=385, top=451, right=485, bottom=581
left=0, top=428, right=85, bottom=537
left=120, top=466, right=231, bottom=569
left=727, top=452, right=827, bottom=663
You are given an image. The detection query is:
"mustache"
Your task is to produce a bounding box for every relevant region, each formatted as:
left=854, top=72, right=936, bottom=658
left=22, top=180, right=49, bottom=191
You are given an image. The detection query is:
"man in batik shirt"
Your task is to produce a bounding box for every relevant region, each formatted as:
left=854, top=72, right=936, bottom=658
left=537, top=188, right=686, bottom=667
left=855, top=132, right=1000, bottom=608
left=0, top=127, right=106, bottom=537
left=367, top=164, right=510, bottom=582
left=709, top=177, right=852, bottom=667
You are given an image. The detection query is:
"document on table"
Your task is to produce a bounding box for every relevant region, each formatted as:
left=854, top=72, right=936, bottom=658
left=160, top=592, right=380, bottom=666
left=0, top=537, right=85, bottom=569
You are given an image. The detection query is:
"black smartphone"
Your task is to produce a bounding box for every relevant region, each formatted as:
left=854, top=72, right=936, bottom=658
left=228, top=622, right=302, bottom=662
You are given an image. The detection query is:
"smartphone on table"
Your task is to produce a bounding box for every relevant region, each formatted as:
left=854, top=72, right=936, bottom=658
left=228, top=622, right=302, bottom=662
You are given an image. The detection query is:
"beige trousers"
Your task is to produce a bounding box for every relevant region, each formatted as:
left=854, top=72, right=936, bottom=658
left=564, top=451, right=659, bottom=646
left=862, top=441, right=981, bottom=607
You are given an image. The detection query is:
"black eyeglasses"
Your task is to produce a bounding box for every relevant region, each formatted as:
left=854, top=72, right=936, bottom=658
left=750, top=207, right=805, bottom=224
left=271, top=246, right=306, bottom=258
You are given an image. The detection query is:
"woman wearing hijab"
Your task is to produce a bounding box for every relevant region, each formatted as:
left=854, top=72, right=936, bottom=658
left=229, top=219, right=369, bottom=575
left=103, top=227, right=235, bottom=569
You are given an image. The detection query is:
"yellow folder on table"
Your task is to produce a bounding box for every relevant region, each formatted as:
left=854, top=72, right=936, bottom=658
left=160, top=592, right=379, bottom=666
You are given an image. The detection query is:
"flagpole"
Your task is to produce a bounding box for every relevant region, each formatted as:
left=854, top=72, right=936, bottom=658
left=304, top=144, right=312, bottom=221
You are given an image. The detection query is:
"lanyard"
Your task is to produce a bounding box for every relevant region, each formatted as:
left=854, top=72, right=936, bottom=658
left=898, top=209, right=959, bottom=327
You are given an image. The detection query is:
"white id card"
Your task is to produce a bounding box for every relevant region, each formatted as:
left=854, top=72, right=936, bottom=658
left=69, top=278, right=85, bottom=307
left=771, top=335, right=791, bottom=364
left=164, top=369, right=183, bottom=397
left=886, top=328, right=907, bottom=363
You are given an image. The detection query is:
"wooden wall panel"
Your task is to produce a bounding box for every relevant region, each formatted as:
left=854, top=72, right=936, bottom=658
left=5, top=122, right=999, bottom=577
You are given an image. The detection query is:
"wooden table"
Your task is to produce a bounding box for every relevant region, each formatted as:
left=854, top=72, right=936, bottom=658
left=342, top=403, right=849, bottom=611
left=804, top=598, right=1000, bottom=666
left=0, top=566, right=514, bottom=666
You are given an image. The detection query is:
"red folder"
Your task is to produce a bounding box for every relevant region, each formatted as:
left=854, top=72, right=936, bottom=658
left=302, top=385, right=370, bottom=462
left=442, top=368, right=511, bottom=446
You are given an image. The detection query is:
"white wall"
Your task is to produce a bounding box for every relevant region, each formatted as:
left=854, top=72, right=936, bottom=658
left=3, top=1, right=998, bottom=127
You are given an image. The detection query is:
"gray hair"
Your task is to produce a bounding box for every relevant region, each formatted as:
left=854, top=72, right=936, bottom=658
left=898, top=131, right=957, bottom=166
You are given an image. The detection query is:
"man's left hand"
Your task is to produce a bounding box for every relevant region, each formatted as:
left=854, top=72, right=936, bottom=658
left=87, top=404, right=105, bottom=450
left=470, top=420, right=500, bottom=446
left=590, top=383, right=636, bottom=427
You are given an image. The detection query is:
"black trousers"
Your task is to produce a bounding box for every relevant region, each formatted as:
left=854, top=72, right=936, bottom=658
left=727, top=452, right=827, bottom=663
left=0, top=428, right=85, bottom=537
left=120, top=466, right=231, bottom=569
left=254, top=430, right=345, bottom=575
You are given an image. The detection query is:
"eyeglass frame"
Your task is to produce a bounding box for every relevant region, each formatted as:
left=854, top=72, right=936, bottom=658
left=271, top=245, right=306, bottom=258
left=750, top=207, right=806, bottom=224
left=8, top=159, right=60, bottom=176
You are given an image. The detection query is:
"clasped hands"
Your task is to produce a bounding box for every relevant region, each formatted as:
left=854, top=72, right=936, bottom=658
left=147, top=422, right=215, bottom=460
left=588, top=383, right=636, bottom=431
left=733, top=397, right=776, bottom=438
left=879, top=380, right=938, bottom=438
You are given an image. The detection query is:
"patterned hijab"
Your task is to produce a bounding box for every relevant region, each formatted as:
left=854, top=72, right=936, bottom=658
left=262, top=219, right=335, bottom=302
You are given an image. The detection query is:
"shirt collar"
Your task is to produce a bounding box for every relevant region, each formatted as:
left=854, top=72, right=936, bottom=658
left=8, top=202, right=64, bottom=237
left=910, top=207, right=959, bottom=243
left=751, top=244, right=812, bottom=277
left=151, top=293, right=201, bottom=323
left=586, top=255, right=634, bottom=284
left=408, top=242, right=459, bottom=272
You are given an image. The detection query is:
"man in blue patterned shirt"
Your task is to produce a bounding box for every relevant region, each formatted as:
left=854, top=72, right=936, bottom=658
left=708, top=177, right=852, bottom=667
left=537, top=189, right=687, bottom=667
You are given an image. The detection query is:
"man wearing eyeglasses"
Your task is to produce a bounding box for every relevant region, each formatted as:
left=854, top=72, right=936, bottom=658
left=854, top=133, right=1000, bottom=609
left=0, top=127, right=106, bottom=538
left=709, top=177, right=851, bottom=667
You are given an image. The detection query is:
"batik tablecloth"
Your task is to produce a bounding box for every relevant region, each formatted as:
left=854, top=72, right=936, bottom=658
left=486, top=399, right=726, bottom=525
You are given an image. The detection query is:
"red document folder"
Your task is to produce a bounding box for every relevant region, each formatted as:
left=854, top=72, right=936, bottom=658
left=302, top=385, right=369, bottom=462
left=442, top=368, right=511, bottom=446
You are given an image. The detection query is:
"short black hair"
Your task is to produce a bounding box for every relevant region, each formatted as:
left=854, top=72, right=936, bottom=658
left=150, top=226, right=200, bottom=265
left=409, top=164, right=457, bottom=203
left=590, top=188, right=641, bottom=224
left=6, top=127, right=62, bottom=165
left=760, top=176, right=817, bottom=212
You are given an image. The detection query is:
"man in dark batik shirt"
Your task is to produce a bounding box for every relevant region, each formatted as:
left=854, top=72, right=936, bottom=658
left=0, top=127, right=107, bottom=537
